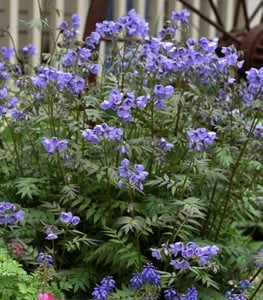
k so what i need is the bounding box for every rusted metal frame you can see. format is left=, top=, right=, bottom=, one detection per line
left=248, top=1, right=263, bottom=23
left=83, top=0, right=110, bottom=38
left=177, top=0, right=241, bottom=44
left=208, top=0, right=224, bottom=27
left=240, top=0, right=250, bottom=31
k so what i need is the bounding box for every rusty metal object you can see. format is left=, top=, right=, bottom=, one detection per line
left=240, top=23, right=263, bottom=70
left=83, top=0, right=109, bottom=39
left=83, top=0, right=109, bottom=85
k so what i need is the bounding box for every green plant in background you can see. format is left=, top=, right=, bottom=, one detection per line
left=0, top=247, right=39, bottom=299
left=0, top=3, right=262, bottom=299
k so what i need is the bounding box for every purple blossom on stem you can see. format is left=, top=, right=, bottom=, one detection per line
left=59, top=211, right=73, bottom=223
left=22, top=44, right=36, bottom=56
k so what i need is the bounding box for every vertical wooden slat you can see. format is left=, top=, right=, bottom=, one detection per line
left=113, top=0, right=127, bottom=20
left=30, top=0, right=42, bottom=66
left=187, top=0, right=200, bottom=40
left=7, top=0, right=19, bottom=61
left=218, top=0, right=235, bottom=33
left=199, top=0, right=211, bottom=37
left=133, top=0, right=146, bottom=19
left=76, top=0, right=91, bottom=39
left=149, top=0, right=165, bottom=35
left=49, top=0, right=65, bottom=52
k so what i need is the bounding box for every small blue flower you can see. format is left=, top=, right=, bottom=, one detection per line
left=60, top=211, right=73, bottom=223
left=71, top=216, right=80, bottom=225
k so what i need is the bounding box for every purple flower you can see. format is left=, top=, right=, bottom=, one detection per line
left=154, top=84, right=174, bottom=99
left=79, top=47, right=91, bottom=60
left=164, top=288, right=177, bottom=300
left=118, top=158, right=131, bottom=178
left=70, top=77, right=85, bottom=94
left=42, top=137, right=58, bottom=154
left=88, top=64, right=101, bottom=74
left=72, top=13, right=80, bottom=29
left=151, top=248, right=162, bottom=260
left=154, top=99, right=165, bottom=110
left=57, top=140, right=68, bottom=152
left=37, top=252, right=53, bottom=265
left=158, top=138, right=174, bottom=152
left=0, top=105, right=7, bottom=116
left=0, top=202, right=13, bottom=212
left=0, top=215, right=7, bottom=224
left=0, top=46, right=14, bottom=60
left=135, top=95, right=148, bottom=109
left=22, top=44, right=36, bottom=56
left=42, top=137, right=68, bottom=154
left=186, top=286, right=198, bottom=300
left=45, top=232, right=58, bottom=240
left=7, top=214, right=18, bottom=224
left=0, top=88, right=8, bottom=98
left=10, top=109, right=24, bottom=120
left=7, top=97, right=19, bottom=109
left=170, top=259, right=190, bottom=270
left=130, top=272, right=143, bottom=291
left=188, top=128, right=216, bottom=151
left=62, top=49, right=78, bottom=67
left=58, top=20, right=69, bottom=31
left=92, top=276, right=115, bottom=300
left=92, top=284, right=107, bottom=300
left=85, top=31, right=101, bottom=49
left=71, top=216, right=80, bottom=225
left=141, top=262, right=161, bottom=286
left=170, top=242, right=184, bottom=255
left=15, top=210, right=25, bottom=221
left=171, top=9, right=190, bottom=24
left=60, top=211, right=73, bottom=223
left=82, top=129, right=99, bottom=144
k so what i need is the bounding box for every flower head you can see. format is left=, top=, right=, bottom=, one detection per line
left=60, top=211, right=73, bottom=223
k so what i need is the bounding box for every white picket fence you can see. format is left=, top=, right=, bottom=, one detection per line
left=0, top=0, right=262, bottom=64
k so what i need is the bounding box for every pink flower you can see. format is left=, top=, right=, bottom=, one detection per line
left=38, top=293, right=55, bottom=300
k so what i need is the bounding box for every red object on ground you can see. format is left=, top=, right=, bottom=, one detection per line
left=37, top=293, right=55, bottom=300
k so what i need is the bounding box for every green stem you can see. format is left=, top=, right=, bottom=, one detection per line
left=249, top=278, right=263, bottom=300
left=214, top=111, right=260, bottom=241
left=4, top=117, right=24, bottom=176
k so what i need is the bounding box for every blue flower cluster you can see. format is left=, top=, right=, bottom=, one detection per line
left=151, top=241, right=219, bottom=269
left=42, top=137, right=68, bottom=154
left=37, top=252, right=53, bottom=265
left=164, top=286, right=198, bottom=300
left=0, top=46, right=14, bottom=61
left=32, top=66, right=86, bottom=95
left=154, top=84, right=174, bottom=110
left=224, top=280, right=251, bottom=300
left=62, top=47, right=100, bottom=74
left=82, top=123, right=123, bottom=144
left=118, top=158, right=149, bottom=191
left=45, top=225, right=58, bottom=240
left=60, top=211, right=80, bottom=225
left=0, top=87, right=23, bottom=120
left=140, top=28, right=242, bottom=85
left=101, top=89, right=150, bottom=122
left=22, top=44, right=36, bottom=56
left=0, top=201, right=25, bottom=225
left=92, top=276, right=116, bottom=300
left=130, top=262, right=161, bottom=290
left=187, top=128, right=216, bottom=151
left=243, top=67, right=263, bottom=103
left=58, top=13, right=81, bottom=46
left=158, top=138, right=174, bottom=153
